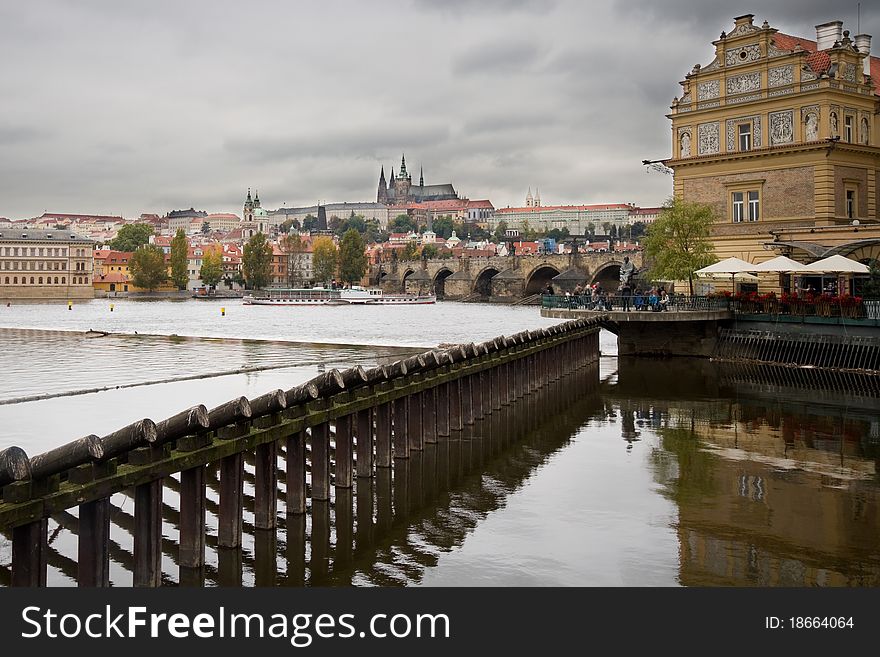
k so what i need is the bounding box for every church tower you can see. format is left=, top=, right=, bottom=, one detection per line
left=393, top=153, right=412, bottom=203
left=377, top=166, right=388, bottom=203
left=534, top=188, right=541, bottom=207
left=525, top=187, right=534, bottom=208
left=243, top=188, right=255, bottom=222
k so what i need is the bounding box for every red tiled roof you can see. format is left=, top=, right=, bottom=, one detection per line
left=496, top=204, right=633, bottom=214
left=41, top=213, right=124, bottom=221
left=775, top=32, right=879, bottom=95
left=94, top=272, right=129, bottom=283
left=467, top=200, right=494, bottom=209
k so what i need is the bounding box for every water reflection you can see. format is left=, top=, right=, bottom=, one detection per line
left=2, top=354, right=878, bottom=587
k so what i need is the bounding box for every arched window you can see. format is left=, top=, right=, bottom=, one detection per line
left=3, top=277, right=7, bottom=284
left=38, top=277, right=43, bottom=284
left=12, top=277, right=17, bottom=284
left=54, top=276, right=59, bottom=284
left=30, top=277, right=35, bottom=284
left=61, top=277, right=66, bottom=284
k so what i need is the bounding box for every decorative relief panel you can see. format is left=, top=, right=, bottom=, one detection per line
left=725, top=44, right=761, bottom=67
left=698, top=122, right=720, bottom=155
left=703, top=58, right=720, bottom=72
left=698, top=101, right=720, bottom=109
left=768, top=65, right=793, bottom=87
left=726, top=72, right=761, bottom=95
left=769, top=111, right=794, bottom=145
left=728, top=93, right=761, bottom=104
left=729, top=23, right=760, bottom=37
left=843, top=63, right=857, bottom=82
left=800, top=82, right=819, bottom=91
left=680, top=92, right=692, bottom=104
left=697, top=80, right=719, bottom=101
left=801, top=68, right=817, bottom=81
left=769, top=88, right=793, bottom=97
left=767, top=44, right=788, bottom=57
left=726, top=115, right=762, bottom=151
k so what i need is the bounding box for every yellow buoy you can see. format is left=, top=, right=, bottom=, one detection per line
left=110, top=304, right=114, bottom=312
left=221, top=307, right=226, bottom=316
left=67, top=300, right=72, bottom=311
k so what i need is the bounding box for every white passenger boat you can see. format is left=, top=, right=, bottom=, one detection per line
left=242, top=286, right=436, bottom=306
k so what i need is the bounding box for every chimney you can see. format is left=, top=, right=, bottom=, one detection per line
left=816, top=21, right=843, bottom=50
left=854, top=34, right=872, bottom=76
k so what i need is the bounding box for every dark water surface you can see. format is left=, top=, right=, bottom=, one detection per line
left=0, top=301, right=877, bottom=586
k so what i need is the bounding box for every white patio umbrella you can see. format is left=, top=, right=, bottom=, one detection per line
left=694, top=257, right=755, bottom=275
left=752, top=255, right=807, bottom=272
left=800, top=255, right=869, bottom=273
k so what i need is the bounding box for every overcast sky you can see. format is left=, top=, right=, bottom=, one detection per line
left=1, top=0, right=876, bottom=219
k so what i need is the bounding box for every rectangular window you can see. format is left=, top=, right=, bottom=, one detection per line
left=738, top=124, right=751, bottom=151
left=748, top=191, right=760, bottom=221
left=846, top=190, right=856, bottom=218
left=732, top=192, right=744, bottom=222
left=844, top=116, right=853, bottom=143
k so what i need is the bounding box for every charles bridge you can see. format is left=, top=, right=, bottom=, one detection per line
left=370, top=251, right=644, bottom=300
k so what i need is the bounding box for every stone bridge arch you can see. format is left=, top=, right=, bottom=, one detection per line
left=433, top=267, right=455, bottom=298
left=524, top=264, right=562, bottom=295
left=591, top=260, right=624, bottom=291
left=473, top=266, right=500, bottom=297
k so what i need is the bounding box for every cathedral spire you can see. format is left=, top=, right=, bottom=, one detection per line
left=400, top=153, right=408, bottom=179
left=419, top=166, right=424, bottom=187
left=254, top=189, right=260, bottom=207
left=377, top=165, right=388, bottom=204
left=246, top=187, right=252, bottom=202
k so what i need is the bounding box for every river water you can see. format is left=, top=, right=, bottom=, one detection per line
left=0, top=299, right=878, bottom=586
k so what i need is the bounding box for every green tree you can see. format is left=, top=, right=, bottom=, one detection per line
left=242, top=232, right=273, bottom=289
left=546, top=227, right=570, bottom=241
left=586, top=222, right=596, bottom=237
left=493, top=219, right=509, bottom=242
left=338, top=229, right=368, bottom=285
left=400, top=241, right=420, bottom=261
left=129, top=245, right=168, bottom=291
left=199, top=246, right=224, bottom=287
left=280, top=233, right=309, bottom=286
left=432, top=215, right=455, bottom=239
left=643, top=198, right=717, bottom=295
left=862, top=259, right=880, bottom=296
left=280, top=218, right=300, bottom=233
left=201, top=221, right=211, bottom=235
left=170, top=229, right=189, bottom=289
left=363, top=218, right=383, bottom=243
left=630, top=221, right=646, bottom=239
left=109, top=223, right=154, bottom=251
left=601, top=221, right=612, bottom=236
left=421, top=243, right=439, bottom=259
left=390, top=214, right=417, bottom=233
left=302, top=214, right=318, bottom=232
left=312, top=237, right=338, bottom=284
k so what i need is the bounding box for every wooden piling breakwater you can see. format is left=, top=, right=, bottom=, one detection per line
left=0, top=318, right=601, bottom=587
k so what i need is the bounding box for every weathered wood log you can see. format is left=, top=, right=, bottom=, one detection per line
left=206, top=397, right=252, bottom=430
left=382, top=359, right=408, bottom=379
left=363, top=365, right=389, bottom=386
left=402, top=353, right=427, bottom=374
left=309, top=369, right=346, bottom=398
left=285, top=381, right=320, bottom=408
left=0, top=446, right=32, bottom=487
left=420, top=350, right=441, bottom=371
left=249, top=389, right=287, bottom=417
left=29, top=435, right=102, bottom=480
left=339, top=365, right=369, bottom=390
left=99, top=419, right=158, bottom=461
left=155, top=405, right=210, bottom=443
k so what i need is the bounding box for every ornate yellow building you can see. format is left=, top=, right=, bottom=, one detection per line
left=666, top=14, right=880, bottom=287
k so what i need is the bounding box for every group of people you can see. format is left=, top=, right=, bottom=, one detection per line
left=547, top=282, right=671, bottom=312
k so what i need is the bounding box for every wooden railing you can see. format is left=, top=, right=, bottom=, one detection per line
left=0, top=318, right=602, bottom=587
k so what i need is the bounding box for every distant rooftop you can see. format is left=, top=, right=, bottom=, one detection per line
left=0, top=228, right=94, bottom=242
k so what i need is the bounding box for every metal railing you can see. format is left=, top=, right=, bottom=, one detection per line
left=540, top=294, right=730, bottom=312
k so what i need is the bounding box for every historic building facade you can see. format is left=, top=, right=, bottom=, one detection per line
left=666, top=14, right=880, bottom=268
left=0, top=228, right=94, bottom=300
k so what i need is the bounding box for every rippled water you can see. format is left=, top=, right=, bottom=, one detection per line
left=1, top=301, right=878, bottom=587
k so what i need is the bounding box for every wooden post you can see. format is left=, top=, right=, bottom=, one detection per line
left=133, top=479, right=162, bottom=587
left=355, top=478, right=374, bottom=553
left=491, top=364, right=502, bottom=410
left=393, top=396, right=409, bottom=459
left=462, top=375, right=475, bottom=425
left=78, top=497, right=110, bottom=587
left=12, top=519, right=47, bottom=587
left=376, top=467, right=393, bottom=533
left=285, top=513, right=306, bottom=586
left=311, top=499, right=331, bottom=584
left=178, top=465, right=206, bottom=569
left=219, top=453, right=243, bottom=547
left=335, top=415, right=353, bottom=488
left=436, top=382, right=450, bottom=437
left=286, top=430, right=306, bottom=514
left=217, top=547, right=242, bottom=586
left=311, top=422, right=331, bottom=500
left=254, top=441, right=278, bottom=529
left=375, top=402, right=392, bottom=467
left=408, top=391, right=424, bottom=451
left=474, top=370, right=486, bottom=420
left=356, top=407, right=373, bottom=478
left=393, top=457, right=410, bottom=521
left=254, top=529, right=277, bottom=587
left=450, top=378, right=463, bottom=431
left=424, top=386, right=438, bottom=443
left=335, top=487, right=353, bottom=571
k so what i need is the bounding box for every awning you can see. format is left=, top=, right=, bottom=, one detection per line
left=800, top=254, right=870, bottom=274
left=751, top=255, right=807, bottom=272
left=694, top=257, right=754, bottom=275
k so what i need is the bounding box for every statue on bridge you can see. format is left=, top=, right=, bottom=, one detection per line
left=619, top=256, right=635, bottom=286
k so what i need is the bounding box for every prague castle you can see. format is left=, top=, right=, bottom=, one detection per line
left=376, top=154, right=460, bottom=205
left=666, top=14, right=879, bottom=269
